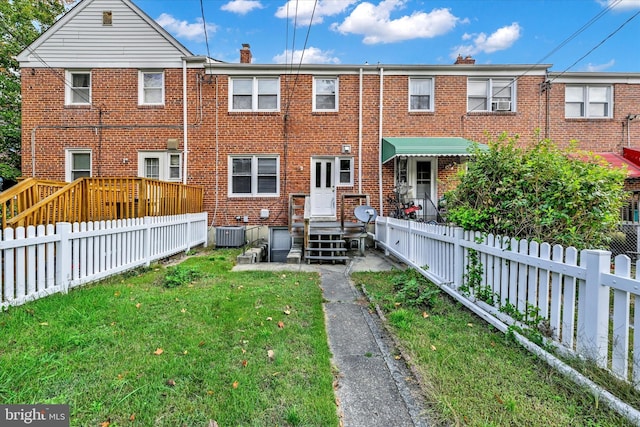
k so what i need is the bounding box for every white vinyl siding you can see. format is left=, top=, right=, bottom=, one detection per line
left=139, top=71, right=164, bottom=105
left=409, top=78, right=434, bottom=111
left=565, top=85, right=612, bottom=118
left=65, top=149, right=92, bottom=181
left=229, top=156, right=279, bottom=197
left=17, top=0, right=191, bottom=68
left=66, top=71, right=91, bottom=105
left=468, top=78, right=516, bottom=112
left=229, top=77, right=280, bottom=112
left=313, top=77, right=338, bottom=111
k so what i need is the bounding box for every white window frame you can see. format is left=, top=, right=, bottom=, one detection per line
left=228, top=155, right=280, bottom=197
left=229, top=77, right=280, bottom=112
left=313, top=77, right=338, bottom=112
left=65, top=70, right=91, bottom=105
left=137, top=151, right=182, bottom=182
left=65, top=149, right=92, bottom=182
left=408, top=77, right=434, bottom=112
left=337, top=156, right=354, bottom=186
left=565, top=85, right=613, bottom=118
left=138, top=70, right=165, bottom=106
left=467, top=77, right=516, bottom=112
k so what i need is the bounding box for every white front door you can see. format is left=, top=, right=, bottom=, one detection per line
left=310, top=158, right=336, bottom=218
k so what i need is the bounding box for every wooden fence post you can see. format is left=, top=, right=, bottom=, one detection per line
left=453, top=227, right=464, bottom=289
left=56, top=222, right=72, bottom=293
left=578, top=249, right=611, bottom=368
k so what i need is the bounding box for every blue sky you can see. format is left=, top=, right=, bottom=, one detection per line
left=129, top=0, right=640, bottom=72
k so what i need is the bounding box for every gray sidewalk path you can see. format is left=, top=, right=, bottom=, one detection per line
left=233, top=251, right=431, bottom=426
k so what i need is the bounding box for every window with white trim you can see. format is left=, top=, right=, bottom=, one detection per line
left=467, top=78, right=515, bottom=112
left=229, top=155, right=279, bottom=196
left=313, top=77, right=338, bottom=111
left=139, top=71, right=165, bottom=105
left=229, top=77, right=280, bottom=111
left=138, top=152, right=181, bottom=181
left=565, top=85, right=612, bottom=118
left=65, top=71, right=91, bottom=105
left=338, top=157, right=353, bottom=186
left=409, top=77, right=434, bottom=111
left=65, top=149, right=92, bottom=181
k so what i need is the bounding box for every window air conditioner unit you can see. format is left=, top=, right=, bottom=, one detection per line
left=495, top=101, right=511, bottom=111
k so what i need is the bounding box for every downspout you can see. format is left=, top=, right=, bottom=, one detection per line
left=31, top=127, right=37, bottom=177
left=358, top=68, right=363, bottom=194
left=182, top=59, right=188, bottom=185
left=378, top=67, right=384, bottom=215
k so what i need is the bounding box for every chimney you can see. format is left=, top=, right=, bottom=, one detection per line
left=454, top=54, right=475, bottom=65
left=240, top=44, right=252, bottom=64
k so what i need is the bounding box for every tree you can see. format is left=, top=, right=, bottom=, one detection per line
left=444, top=133, right=627, bottom=250
left=0, top=0, right=66, bottom=185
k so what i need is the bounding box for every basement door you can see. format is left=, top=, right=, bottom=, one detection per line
left=310, top=158, right=336, bottom=218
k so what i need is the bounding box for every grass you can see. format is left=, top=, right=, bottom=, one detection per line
left=0, top=249, right=339, bottom=427
left=353, top=268, right=640, bottom=427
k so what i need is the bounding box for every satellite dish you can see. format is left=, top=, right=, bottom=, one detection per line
left=354, top=205, right=378, bottom=223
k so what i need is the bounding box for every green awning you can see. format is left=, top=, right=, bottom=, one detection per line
left=382, top=137, right=487, bottom=164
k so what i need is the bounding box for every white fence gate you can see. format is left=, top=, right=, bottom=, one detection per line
left=1, top=213, right=208, bottom=309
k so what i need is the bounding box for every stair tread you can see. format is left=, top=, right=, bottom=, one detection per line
left=305, top=247, right=347, bottom=252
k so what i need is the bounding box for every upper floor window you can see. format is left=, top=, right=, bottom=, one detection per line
left=230, top=77, right=279, bottom=112
left=229, top=155, right=279, bottom=197
left=467, top=78, right=515, bottom=112
left=313, top=77, right=338, bottom=111
left=65, top=149, right=92, bottom=181
left=138, top=151, right=181, bottom=182
left=565, top=85, right=612, bottom=118
left=139, top=71, right=164, bottom=105
left=66, top=71, right=91, bottom=105
left=409, top=78, right=434, bottom=111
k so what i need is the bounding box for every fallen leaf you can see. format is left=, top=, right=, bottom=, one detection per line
left=467, top=323, right=473, bottom=327
left=394, top=302, right=401, bottom=307
left=267, top=349, right=275, bottom=360
left=277, top=321, right=285, bottom=329
left=166, top=379, right=176, bottom=387
left=394, top=355, right=401, bottom=360
left=280, top=274, right=287, bottom=279
left=430, top=345, right=437, bottom=351
left=135, top=303, right=141, bottom=309
left=284, top=310, right=291, bottom=315
left=100, top=420, right=110, bottom=427
left=129, top=413, right=136, bottom=421
left=207, top=390, right=214, bottom=395
left=242, top=360, right=248, bottom=368
left=153, top=348, right=164, bottom=355
left=266, top=317, right=273, bottom=321
left=232, top=381, right=239, bottom=389
left=494, top=393, right=504, bottom=404
left=208, top=420, right=219, bottom=427
left=198, top=341, right=206, bottom=347
left=183, top=350, right=188, bottom=355
left=114, top=291, right=121, bottom=297
left=39, top=322, right=48, bottom=326
left=241, top=348, right=246, bottom=354
left=422, top=312, right=429, bottom=318
left=181, top=308, right=187, bottom=313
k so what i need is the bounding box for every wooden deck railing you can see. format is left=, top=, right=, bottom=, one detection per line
left=0, top=178, right=67, bottom=229
left=5, top=178, right=204, bottom=228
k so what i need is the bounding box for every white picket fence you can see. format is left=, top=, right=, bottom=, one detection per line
left=1, top=213, right=208, bottom=309
left=375, top=216, right=640, bottom=386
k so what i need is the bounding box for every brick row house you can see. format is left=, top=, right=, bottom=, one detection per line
left=18, top=0, right=640, bottom=258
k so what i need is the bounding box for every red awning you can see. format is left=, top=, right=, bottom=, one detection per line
left=595, top=152, right=640, bottom=179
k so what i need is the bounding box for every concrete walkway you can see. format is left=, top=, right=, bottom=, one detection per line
left=233, top=250, right=432, bottom=426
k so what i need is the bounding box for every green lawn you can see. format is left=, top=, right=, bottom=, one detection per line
left=352, top=268, right=640, bottom=427
left=0, top=249, right=339, bottom=427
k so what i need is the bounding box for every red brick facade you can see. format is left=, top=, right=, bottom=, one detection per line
left=20, top=58, right=640, bottom=228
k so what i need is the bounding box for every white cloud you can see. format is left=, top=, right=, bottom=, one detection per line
left=450, top=22, right=521, bottom=58
left=600, top=0, right=640, bottom=11
left=331, top=0, right=461, bottom=44
left=585, top=59, right=616, bottom=71
left=273, top=47, right=341, bottom=64
left=275, top=0, right=358, bottom=26
left=221, top=0, right=264, bottom=15
left=156, top=13, right=217, bottom=41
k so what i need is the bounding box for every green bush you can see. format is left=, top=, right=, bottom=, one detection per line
left=392, top=269, right=440, bottom=309
left=161, top=265, right=203, bottom=288
left=444, top=134, right=627, bottom=249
